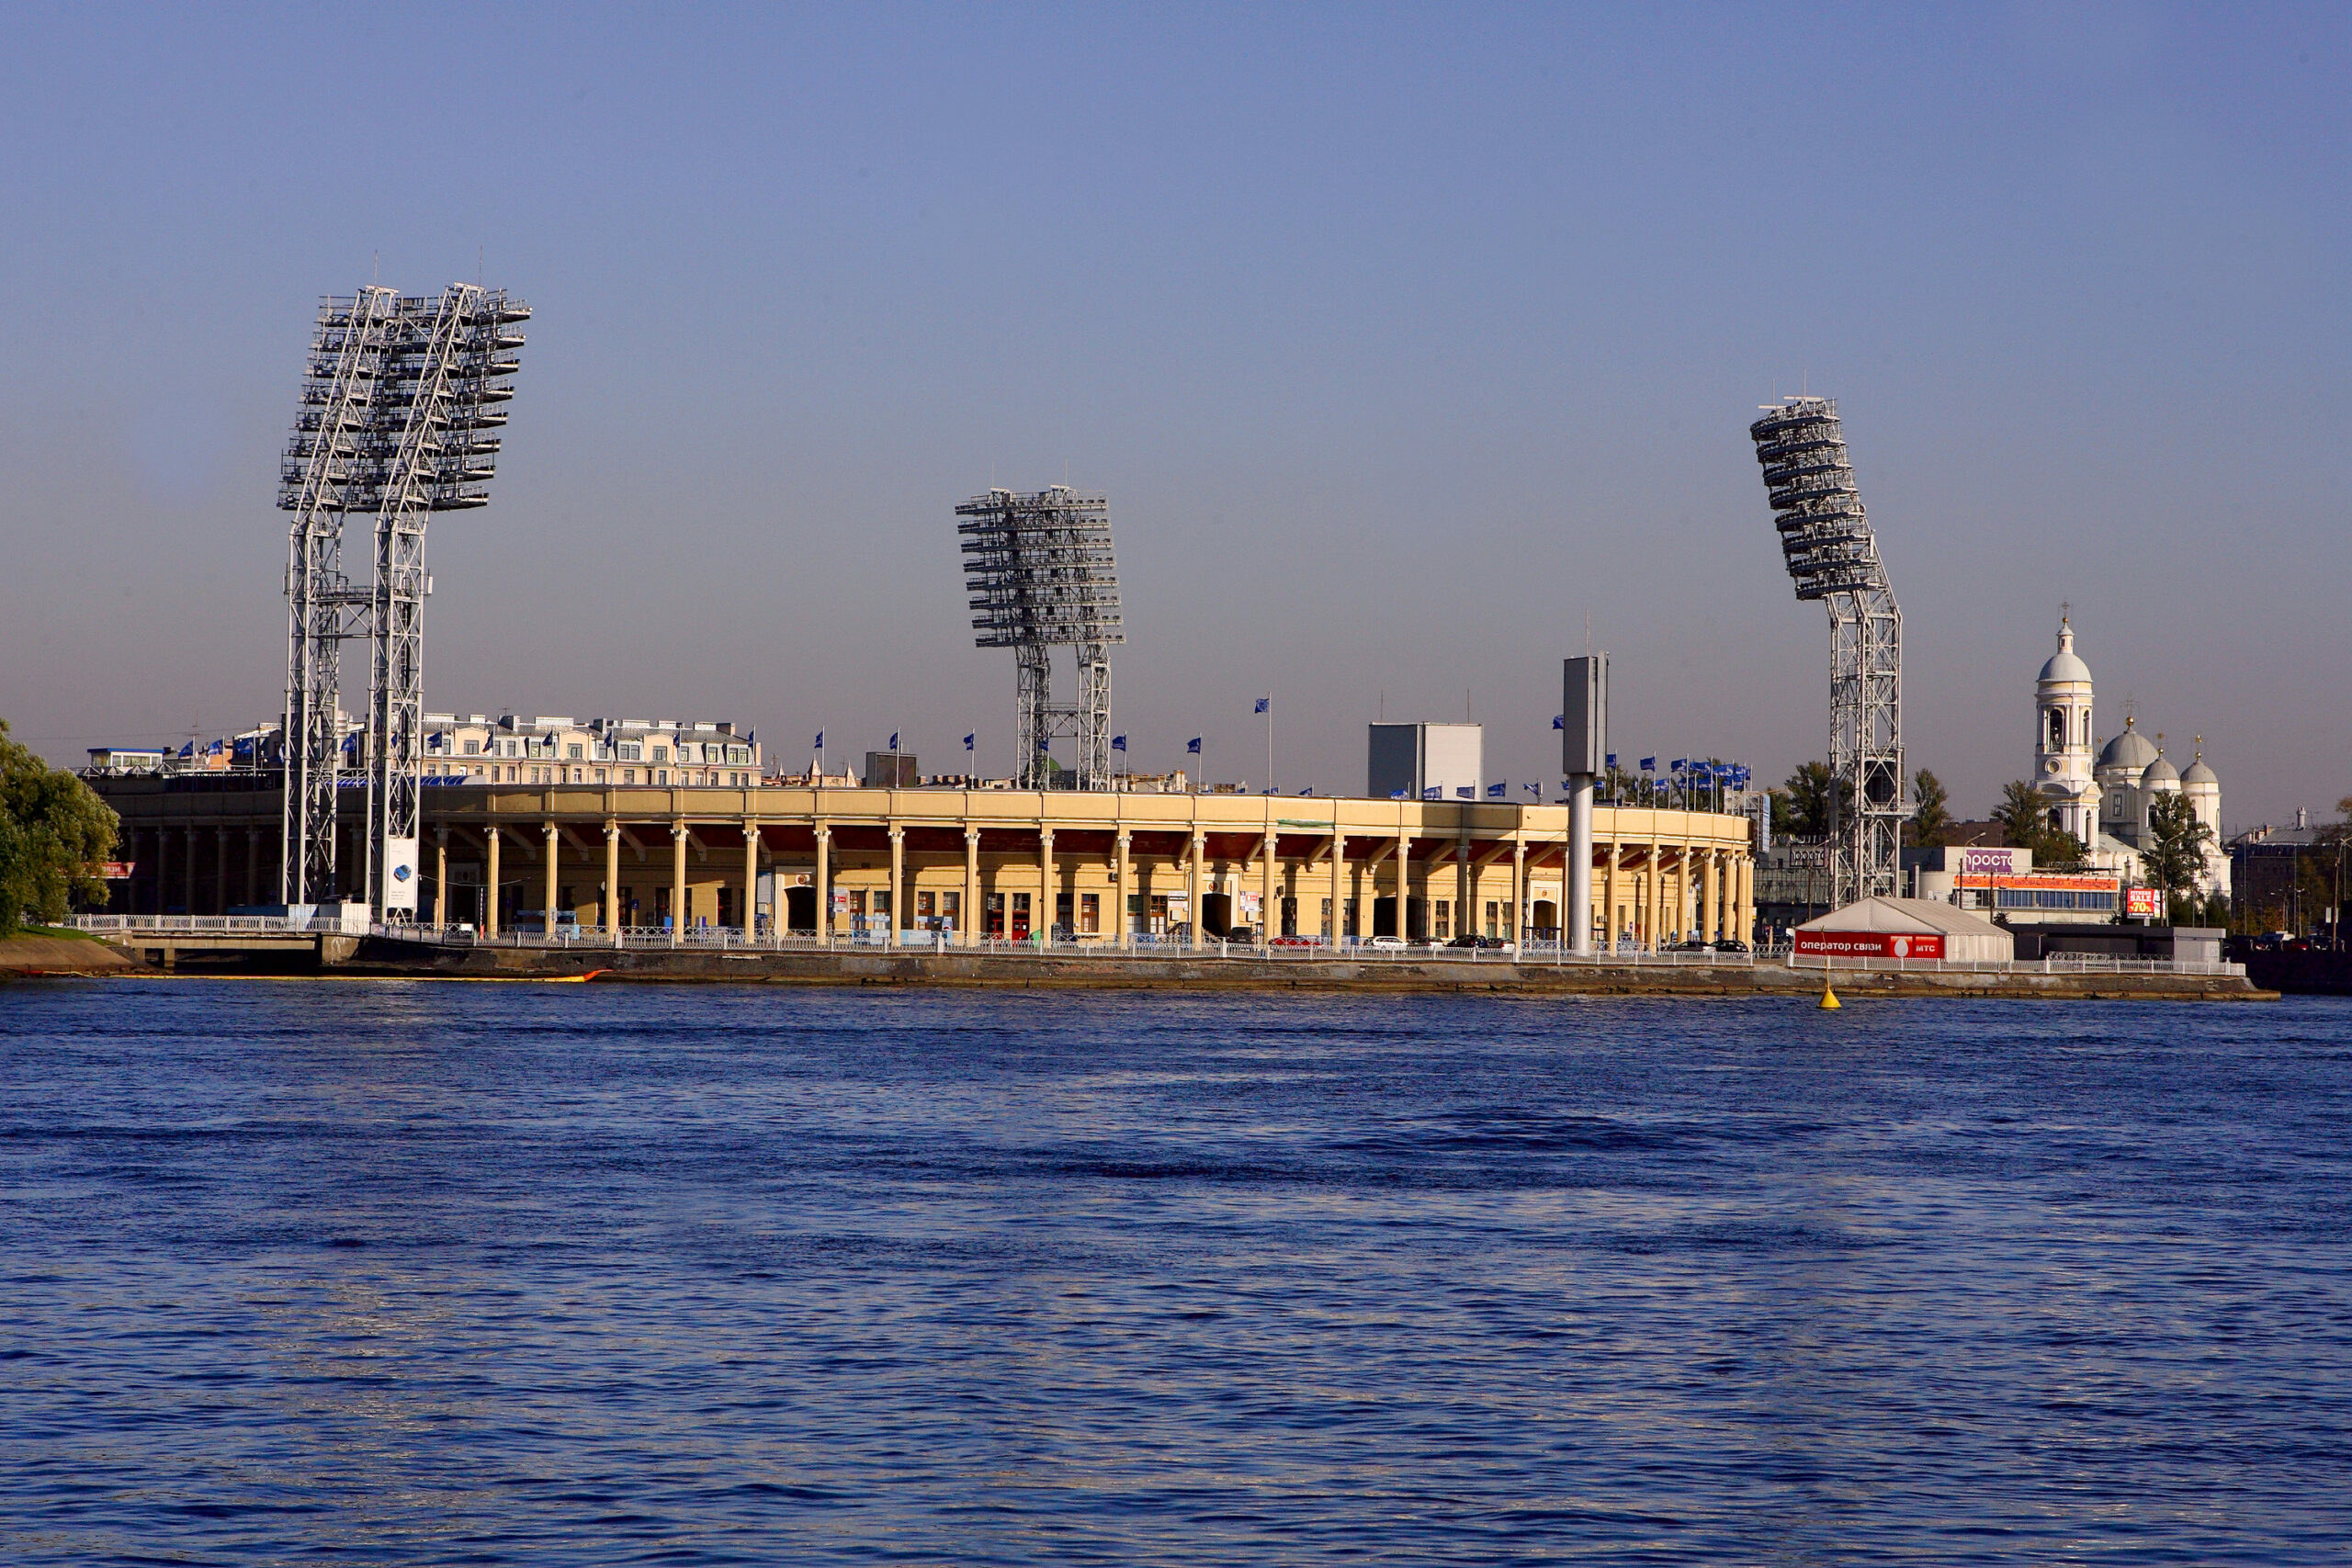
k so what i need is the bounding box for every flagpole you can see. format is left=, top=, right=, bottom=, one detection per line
left=1266, top=693, right=1274, bottom=795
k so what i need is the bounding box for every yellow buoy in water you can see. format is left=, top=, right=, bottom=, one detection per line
left=1819, top=981, right=1841, bottom=1010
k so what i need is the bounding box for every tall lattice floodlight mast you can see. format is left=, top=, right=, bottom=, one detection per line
left=279, top=284, right=527, bottom=914
left=956, top=487, right=1123, bottom=790
left=1749, top=396, right=1903, bottom=907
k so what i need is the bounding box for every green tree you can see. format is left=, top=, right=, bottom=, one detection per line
left=1776, top=761, right=1849, bottom=840
left=1992, top=780, right=2046, bottom=849
left=1908, top=769, right=1953, bottom=848
left=2142, top=790, right=2216, bottom=919
left=0, top=720, right=120, bottom=935
left=1992, top=779, right=2085, bottom=869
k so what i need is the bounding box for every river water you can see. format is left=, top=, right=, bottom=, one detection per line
left=3, top=981, right=2347, bottom=1564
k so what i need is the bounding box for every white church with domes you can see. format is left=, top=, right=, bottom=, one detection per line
left=2032, top=617, right=2229, bottom=900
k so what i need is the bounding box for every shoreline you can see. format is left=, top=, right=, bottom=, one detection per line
left=29, top=931, right=2275, bottom=999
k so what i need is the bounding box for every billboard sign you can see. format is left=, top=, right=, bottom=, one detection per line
left=381, top=835, right=419, bottom=914
left=2124, top=886, right=2164, bottom=919
left=1793, top=930, right=1946, bottom=959
left=1562, top=655, right=1609, bottom=777
left=1959, top=846, right=2027, bottom=876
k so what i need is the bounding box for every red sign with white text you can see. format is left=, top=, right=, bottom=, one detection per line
left=1793, top=930, right=1946, bottom=960
left=2124, top=886, right=2164, bottom=918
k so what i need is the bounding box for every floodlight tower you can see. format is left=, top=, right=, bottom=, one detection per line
left=1749, top=396, right=1903, bottom=907
left=281, top=288, right=399, bottom=908
left=278, top=283, right=527, bottom=914
left=956, top=486, right=1124, bottom=790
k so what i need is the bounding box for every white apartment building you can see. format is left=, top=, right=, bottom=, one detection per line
left=423, top=715, right=763, bottom=787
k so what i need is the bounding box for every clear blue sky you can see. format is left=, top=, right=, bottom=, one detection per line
left=2, top=3, right=2345, bottom=828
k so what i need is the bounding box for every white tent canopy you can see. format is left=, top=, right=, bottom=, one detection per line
left=1794, top=897, right=2014, bottom=963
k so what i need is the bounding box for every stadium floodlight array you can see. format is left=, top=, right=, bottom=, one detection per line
left=1749, top=396, right=1902, bottom=907
left=956, top=486, right=1124, bottom=791
left=279, top=284, right=527, bottom=913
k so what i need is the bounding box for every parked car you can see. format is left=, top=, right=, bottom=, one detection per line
left=1364, top=935, right=1408, bottom=951
left=1268, top=935, right=1319, bottom=948
left=1665, top=938, right=1712, bottom=953
left=1711, top=940, right=1751, bottom=954
left=1445, top=934, right=1511, bottom=951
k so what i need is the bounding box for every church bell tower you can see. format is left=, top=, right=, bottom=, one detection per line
left=2034, top=615, right=2099, bottom=848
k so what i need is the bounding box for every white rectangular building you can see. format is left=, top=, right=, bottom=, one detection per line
left=1367, top=723, right=1483, bottom=802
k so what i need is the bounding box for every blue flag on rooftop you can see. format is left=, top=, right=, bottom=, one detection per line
left=1111, top=734, right=1126, bottom=752
left=888, top=732, right=899, bottom=750
left=1423, top=786, right=1442, bottom=799
left=1640, top=756, right=1656, bottom=772
left=1524, top=783, right=1539, bottom=798
left=1487, top=781, right=1506, bottom=798
left=1186, top=737, right=1202, bottom=754
left=963, top=733, right=975, bottom=751
left=813, top=731, right=823, bottom=750
left=1606, top=752, right=1617, bottom=770
left=1672, top=758, right=1688, bottom=773
left=1390, top=789, right=1408, bottom=800
left=1254, top=696, right=1270, bottom=715
left=1456, top=785, right=1474, bottom=799
left=1552, top=714, right=1564, bottom=730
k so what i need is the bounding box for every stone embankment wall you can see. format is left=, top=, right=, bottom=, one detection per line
left=337, top=938, right=2270, bottom=1000
left=0, top=935, right=140, bottom=976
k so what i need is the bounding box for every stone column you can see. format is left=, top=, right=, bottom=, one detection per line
left=1188, top=833, right=1205, bottom=951
left=543, top=822, right=560, bottom=935
left=605, top=822, right=621, bottom=935
left=1329, top=826, right=1344, bottom=944
left=1394, top=830, right=1411, bottom=942
left=744, top=819, right=762, bottom=935
left=1260, top=829, right=1277, bottom=947
left=435, top=830, right=449, bottom=929
left=1038, top=825, right=1055, bottom=942
left=815, top=825, right=832, bottom=947
left=963, top=828, right=980, bottom=947
left=1738, top=853, right=1756, bottom=944
left=1510, top=837, right=1526, bottom=944
left=184, top=828, right=198, bottom=916
left=671, top=822, right=688, bottom=938
left=1114, top=832, right=1132, bottom=949
left=1644, top=843, right=1661, bottom=953
left=1456, top=828, right=1471, bottom=935
left=888, top=824, right=904, bottom=949
left=1694, top=850, right=1712, bottom=942
left=1601, top=843, right=1620, bottom=953
left=1676, top=848, right=1692, bottom=943
left=485, top=827, right=502, bottom=935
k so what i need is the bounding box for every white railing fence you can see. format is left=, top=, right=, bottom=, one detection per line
left=66, top=914, right=2244, bottom=976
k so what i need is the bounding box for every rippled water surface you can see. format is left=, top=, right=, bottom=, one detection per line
left=4, top=982, right=2350, bottom=1564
